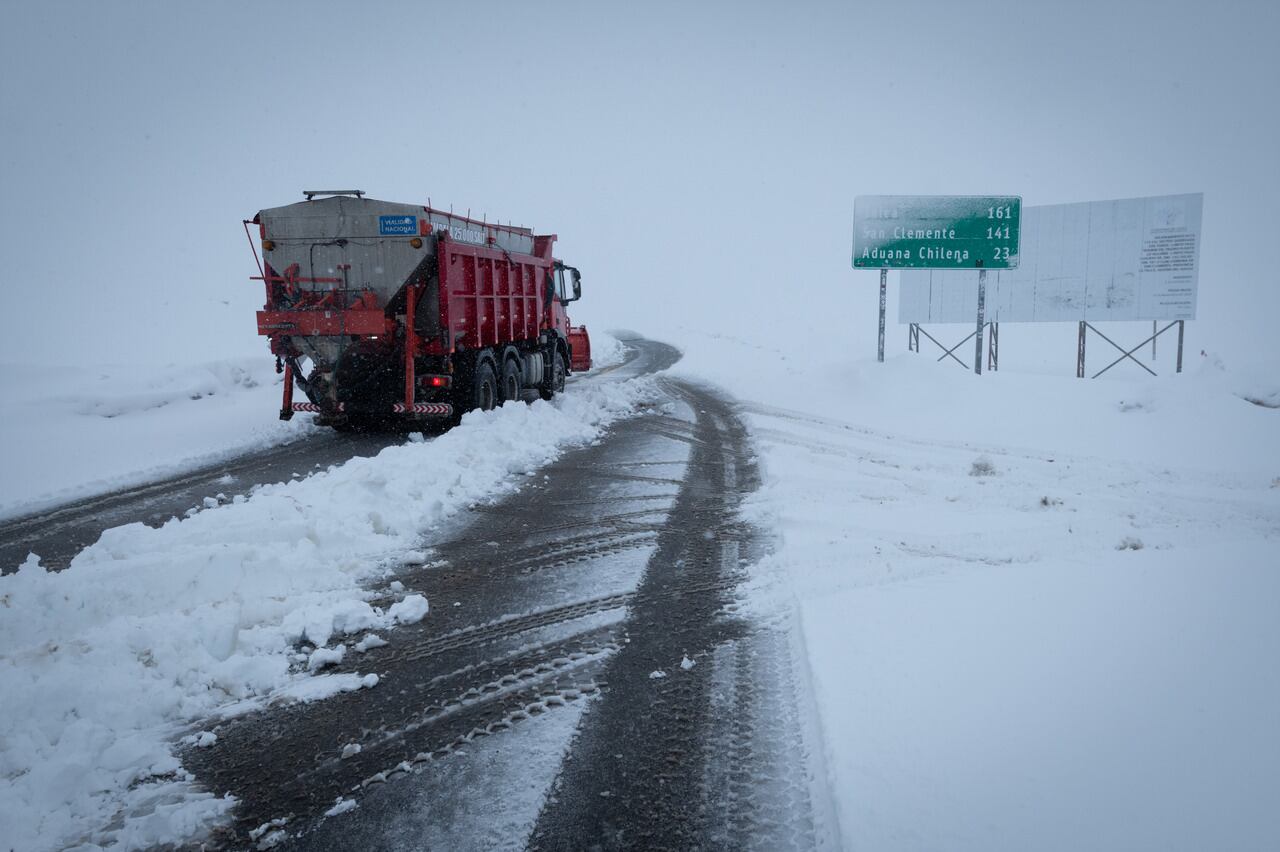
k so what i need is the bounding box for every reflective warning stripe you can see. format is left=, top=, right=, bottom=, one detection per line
left=293, top=402, right=451, bottom=415
left=392, top=402, right=453, bottom=415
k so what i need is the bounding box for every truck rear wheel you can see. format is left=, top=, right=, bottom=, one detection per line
left=472, top=361, right=498, bottom=412
left=499, top=359, right=522, bottom=405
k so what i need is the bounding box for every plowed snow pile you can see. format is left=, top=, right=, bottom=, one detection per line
left=0, top=372, right=650, bottom=851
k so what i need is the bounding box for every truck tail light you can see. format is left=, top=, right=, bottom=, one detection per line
left=420, top=374, right=451, bottom=389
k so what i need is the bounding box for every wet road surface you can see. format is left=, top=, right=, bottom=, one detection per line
left=4, top=338, right=835, bottom=850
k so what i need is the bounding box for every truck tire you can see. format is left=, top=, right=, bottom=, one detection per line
left=499, top=358, right=522, bottom=405
left=539, top=349, right=566, bottom=401
left=472, top=361, right=498, bottom=412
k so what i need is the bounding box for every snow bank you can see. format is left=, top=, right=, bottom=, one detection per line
left=0, top=377, right=651, bottom=851
left=667, top=329, right=1280, bottom=850
left=0, top=334, right=633, bottom=522
left=585, top=329, right=627, bottom=370
left=0, top=358, right=317, bottom=518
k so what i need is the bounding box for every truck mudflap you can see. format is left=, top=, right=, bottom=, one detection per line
left=568, top=326, right=592, bottom=372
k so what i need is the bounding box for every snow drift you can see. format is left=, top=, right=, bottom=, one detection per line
left=0, top=368, right=651, bottom=851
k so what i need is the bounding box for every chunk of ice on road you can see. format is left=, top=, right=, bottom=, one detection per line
left=181, top=730, right=218, bottom=748
left=388, top=593, right=429, bottom=624
left=649, top=670, right=668, bottom=679
left=680, top=655, right=696, bottom=670
left=307, top=645, right=346, bottom=671
left=340, top=743, right=362, bottom=759
left=249, top=818, right=288, bottom=841
left=255, top=829, right=287, bottom=849
left=270, top=673, right=374, bottom=704
left=353, top=633, right=387, bottom=652
left=324, top=797, right=359, bottom=817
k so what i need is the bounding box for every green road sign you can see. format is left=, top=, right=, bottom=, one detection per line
left=852, top=195, right=1022, bottom=269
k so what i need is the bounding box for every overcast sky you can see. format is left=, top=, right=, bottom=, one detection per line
left=2, top=0, right=1277, bottom=370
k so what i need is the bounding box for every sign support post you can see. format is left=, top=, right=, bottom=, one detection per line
left=1077, top=321, right=1087, bottom=378
left=974, top=267, right=987, bottom=375
left=878, top=268, right=887, bottom=362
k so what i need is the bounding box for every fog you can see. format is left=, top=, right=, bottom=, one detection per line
left=2, top=0, right=1277, bottom=371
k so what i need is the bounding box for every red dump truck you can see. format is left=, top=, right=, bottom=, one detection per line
left=245, top=191, right=591, bottom=430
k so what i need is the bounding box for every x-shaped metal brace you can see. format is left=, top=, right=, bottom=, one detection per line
left=1088, top=321, right=1181, bottom=378
left=913, top=324, right=991, bottom=370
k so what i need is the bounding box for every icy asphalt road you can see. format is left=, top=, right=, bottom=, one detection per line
left=0, top=342, right=648, bottom=575
left=162, top=337, right=834, bottom=851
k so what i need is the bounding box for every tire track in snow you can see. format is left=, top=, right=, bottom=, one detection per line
left=525, top=379, right=828, bottom=851
left=181, top=342, right=834, bottom=850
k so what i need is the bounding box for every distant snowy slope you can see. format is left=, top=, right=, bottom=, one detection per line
left=669, top=331, right=1280, bottom=852
left=674, top=330, right=1280, bottom=476
left=0, top=358, right=315, bottom=518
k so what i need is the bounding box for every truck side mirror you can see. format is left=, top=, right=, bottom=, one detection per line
left=571, top=270, right=582, bottom=302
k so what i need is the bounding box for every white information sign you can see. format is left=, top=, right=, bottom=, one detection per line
left=898, top=193, right=1202, bottom=323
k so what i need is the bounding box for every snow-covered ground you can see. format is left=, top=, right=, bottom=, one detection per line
left=0, top=359, right=317, bottom=519
left=0, top=334, right=643, bottom=851
left=670, top=331, right=1280, bottom=851
left=3, top=326, right=1276, bottom=850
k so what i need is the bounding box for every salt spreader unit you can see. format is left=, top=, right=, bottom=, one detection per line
left=245, top=191, right=591, bottom=429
